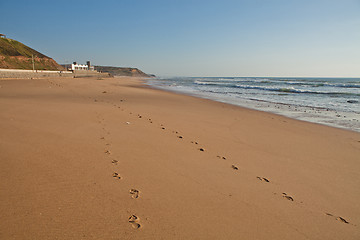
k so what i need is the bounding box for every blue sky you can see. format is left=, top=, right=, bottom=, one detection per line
left=1, top=0, right=359, bottom=77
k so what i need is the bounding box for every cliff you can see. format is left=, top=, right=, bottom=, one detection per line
left=94, top=66, right=155, bottom=78
left=0, top=38, right=63, bottom=70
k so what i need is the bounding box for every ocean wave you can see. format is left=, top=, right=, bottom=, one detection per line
left=195, top=78, right=360, bottom=89
left=194, top=80, right=235, bottom=86
left=194, top=80, right=360, bottom=96
left=284, top=81, right=360, bottom=88
left=331, top=83, right=360, bottom=88
left=233, top=85, right=360, bottom=96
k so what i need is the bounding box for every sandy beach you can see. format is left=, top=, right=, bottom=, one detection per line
left=0, top=76, right=359, bottom=239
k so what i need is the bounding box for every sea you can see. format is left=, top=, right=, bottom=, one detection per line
left=146, top=77, right=360, bottom=132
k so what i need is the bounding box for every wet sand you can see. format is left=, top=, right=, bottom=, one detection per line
left=1, top=76, right=359, bottom=239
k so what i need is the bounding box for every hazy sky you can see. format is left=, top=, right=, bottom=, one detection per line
left=1, top=0, right=359, bottom=77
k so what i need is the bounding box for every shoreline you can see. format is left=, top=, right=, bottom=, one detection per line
left=142, top=78, right=359, bottom=134
left=1, top=76, right=359, bottom=239
left=145, top=77, right=360, bottom=133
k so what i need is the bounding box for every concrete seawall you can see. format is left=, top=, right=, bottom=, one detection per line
left=0, top=69, right=112, bottom=79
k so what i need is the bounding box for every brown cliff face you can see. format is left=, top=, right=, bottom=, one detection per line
left=94, top=66, right=155, bottom=77
left=0, top=38, right=63, bottom=70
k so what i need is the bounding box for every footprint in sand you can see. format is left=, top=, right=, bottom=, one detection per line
left=129, top=189, right=140, bottom=199
left=217, top=156, right=227, bottom=160
left=325, top=213, right=350, bottom=224
left=128, top=215, right=141, bottom=229
left=336, top=216, right=350, bottom=224
left=105, top=150, right=111, bottom=155
left=282, top=192, right=294, bottom=201
left=112, top=172, right=121, bottom=180
left=199, top=148, right=205, bottom=152
left=257, top=176, right=270, bottom=182
left=111, top=159, right=118, bottom=165
left=231, top=165, right=239, bottom=170
left=177, top=136, right=183, bottom=139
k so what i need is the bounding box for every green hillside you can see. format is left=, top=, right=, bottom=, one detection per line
left=0, top=38, right=48, bottom=58
left=0, top=38, right=63, bottom=70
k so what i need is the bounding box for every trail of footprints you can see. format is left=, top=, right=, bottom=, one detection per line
left=95, top=92, right=352, bottom=229
left=58, top=82, right=354, bottom=226
left=97, top=113, right=143, bottom=230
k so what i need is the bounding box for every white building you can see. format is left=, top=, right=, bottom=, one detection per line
left=70, top=61, right=95, bottom=71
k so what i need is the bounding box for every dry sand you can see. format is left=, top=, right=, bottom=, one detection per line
left=0, top=76, right=359, bottom=239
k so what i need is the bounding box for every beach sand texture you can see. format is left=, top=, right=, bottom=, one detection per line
left=0, top=77, right=359, bottom=239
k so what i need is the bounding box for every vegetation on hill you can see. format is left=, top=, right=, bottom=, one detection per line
left=94, top=66, right=155, bottom=78
left=0, top=38, right=63, bottom=70
left=0, top=37, right=154, bottom=75
left=0, top=38, right=48, bottom=58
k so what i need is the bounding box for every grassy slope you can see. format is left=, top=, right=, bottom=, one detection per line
left=0, top=38, right=47, bottom=58
left=0, top=38, right=63, bottom=70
